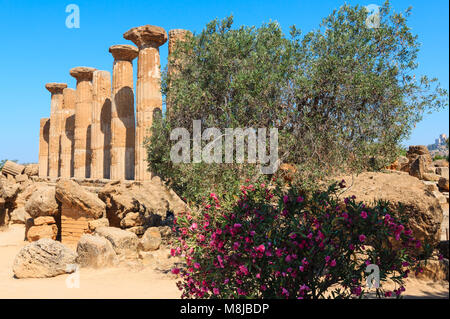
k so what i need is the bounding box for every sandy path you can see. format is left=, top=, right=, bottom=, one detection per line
left=0, top=225, right=448, bottom=299
left=0, top=225, right=181, bottom=299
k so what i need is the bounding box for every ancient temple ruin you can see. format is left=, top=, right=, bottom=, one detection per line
left=39, top=25, right=188, bottom=181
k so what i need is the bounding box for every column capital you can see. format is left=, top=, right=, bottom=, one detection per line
left=109, top=44, right=139, bottom=61
left=123, top=25, right=168, bottom=49
left=45, top=83, right=67, bottom=94
left=69, top=67, right=97, bottom=81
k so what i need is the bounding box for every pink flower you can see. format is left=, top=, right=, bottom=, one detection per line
left=349, top=244, right=355, bottom=251
left=171, top=268, right=180, bottom=275
left=217, top=255, right=224, bottom=268
left=255, top=244, right=265, bottom=253
left=194, top=262, right=200, bottom=269
left=359, top=234, right=366, bottom=243
left=283, top=195, right=289, bottom=204
left=239, top=265, right=249, bottom=275
left=360, top=211, right=368, bottom=219
left=297, top=196, right=304, bottom=203
left=213, top=288, right=220, bottom=295
left=330, top=259, right=336, bottom=267
left=281, top=287, right=289, bottom=297
left=384, top=291, right=392, bottom=297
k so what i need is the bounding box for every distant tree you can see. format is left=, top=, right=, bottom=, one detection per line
left=147, top=1, right=448, bottom=204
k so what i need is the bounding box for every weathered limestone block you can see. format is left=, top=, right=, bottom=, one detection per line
left=416, top=258, right=449, bottom=281
left=45, top=83, right=67, bottom=178
left=24, top=185, right=59, bottom=218
left=139, top=227, right=161, bottom=251
left=38, top=118, right=50, bottom=177
left=438, top=177, right=449, bottom=192
left=24, top=164, right=39, bottom=177
left=124, top=25, right=168, bottom=181
left=60, top=88, right=76, bottom=178
left=109, top=44, right=138, bottom=181
left=76, top=234, right=118, bottom=268
left=410, top=155, right=433, bottom=180
left=436, top=167, right=449, bottom=178
left=91, top=70, right=112, bottom=179
left=27, top=224, right=58, bottom=242
left=56, top=179, right=106, bottom=246
left=70, top=67, right=97, bottom=179
left=10, top=207, right=30, bottom=224
left=13, top=238, right=77, bottom=278
left=95, top=226, right=139, bottom=259
left=88, top=218, right=109, bottom=232
left=1, top=160, right=25, bottom=177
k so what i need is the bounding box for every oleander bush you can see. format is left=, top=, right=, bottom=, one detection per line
left=171, top=180, right=432, bottom=299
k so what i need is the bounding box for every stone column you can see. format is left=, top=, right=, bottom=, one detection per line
left=38, top=118, right=50, bottom=177
left=109, top=45, right=138, bottom=180
left=124, top=25, right=168, bottom=181
left=70, top=67, right=96, bottom=179
left=45, top=83, right=67, bottom=179
left=91, top=70, right=112, bottom=180
left=60, top=88, right=76, bottom=178
left=167, top=29, right=191, bottom=115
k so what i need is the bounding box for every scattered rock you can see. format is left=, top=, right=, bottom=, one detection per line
left=409, top=155, right=432, bottom=180
left=139, top=227, right=162, bottom=251
left=95, top=226, right=139, bottom=259
left=438, top=177, right=449, bottom=192
left=24, top=164, right=39, bottom=177
left=88, top=218, right=109, bottom=232
left=98, top=178, right=187, bottom=232
left=33, top=216, right=56, bottom=226
left=76, top=234, right=118, bottom=268
left=27, top=224, right=58, bottom=242
left=423, top=181, right=439, bottom=193
left=15, top=174, right=28, bottom=183
left=340, top=171, right=443, bottom=248
left=24, top=185, right=58, bottom=218
left=422, top=173, right=441, bottom=182
left=13, top=238, right=77, bottom=278
left=432, top=191, right=448, bottom=205
left=10, top=207, right=30, bottom=224
left=436, top=167, right=449, bottom=178
left=55, top=180, right=105, bottom=219
left=416, top=258, right=449, bottom=281
left=433, top=160, right=449, bottom=168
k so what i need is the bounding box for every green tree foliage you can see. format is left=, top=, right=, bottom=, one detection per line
left=147, top=2, right=447, bottom=205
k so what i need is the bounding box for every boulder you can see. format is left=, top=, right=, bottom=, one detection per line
left=139, top=227, right=162, bottom=251
left=340, top=171, right=443, bottom=248
left=98, top=177, right=187, bottom=231
left=436, top=167, right=449, bottom=178
left=10, top=207, right=30, bottom=224
left=76, top=234, right=118, bottom=268
left=24, top=185, right=59, bottom=218
left=24, top=164, right=39, bottom=177
left=409, top=155, right=432, bottom=180
left=13, top=238, right=77, bottom=278
left=88, top=218, right=109, bottom=232
left=95, top=226, right=139, bottom=259
left=422, top=173, right=441, bottom=182
left=433, top=160, right=449, bottom=168
left=55, top=180, right=105, bottom=219
left=416, top=258, right=449, bottom=281
left=438, top=177, right=449, bottom=192
left=27, top=224, right=58, bottom=242
left=33, top=216, right=56, bottom=226
left=423, top=181, right=439, bottom=193
left=15, top=174, right=28, bottom=183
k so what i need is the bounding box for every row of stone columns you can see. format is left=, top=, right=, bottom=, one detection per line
left=39, top=25, right=189, bottom=181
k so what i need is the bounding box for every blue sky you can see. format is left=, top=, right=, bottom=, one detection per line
left=0, top=0, right=448, bottom=163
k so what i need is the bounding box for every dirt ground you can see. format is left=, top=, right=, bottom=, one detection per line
left=0, top=224, right=448, bottom=299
